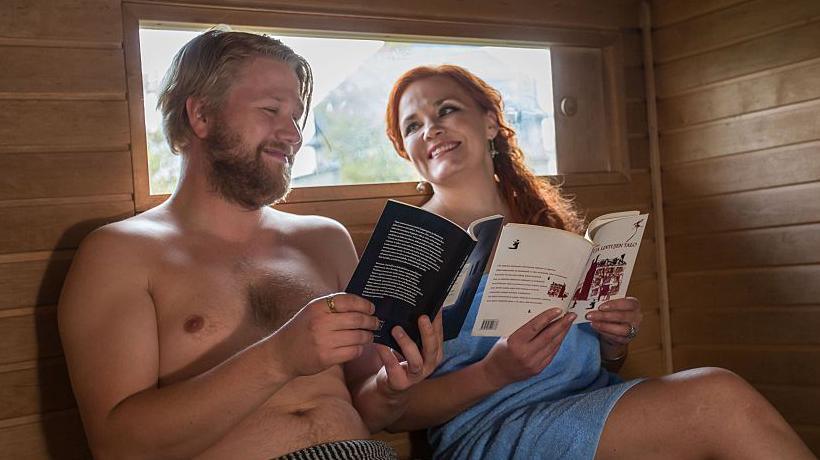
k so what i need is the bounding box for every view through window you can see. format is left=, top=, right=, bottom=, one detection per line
left=139, top=28, right=556, bottom=195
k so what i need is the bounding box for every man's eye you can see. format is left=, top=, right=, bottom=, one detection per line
left=265, top=107, right=279, bottom=114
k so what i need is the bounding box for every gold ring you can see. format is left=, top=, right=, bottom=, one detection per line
left=326, top=295, right=337, bottom=313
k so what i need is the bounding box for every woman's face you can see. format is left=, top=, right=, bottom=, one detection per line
left=397, top=76, right=498, bottom=185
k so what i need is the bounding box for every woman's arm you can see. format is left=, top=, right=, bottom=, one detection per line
left=587, top=297, right=643, bottom=373
left=387, top=308, right=575, bottom=432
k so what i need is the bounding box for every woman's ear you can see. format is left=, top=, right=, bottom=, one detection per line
left=485, top=110, right=499, bottom=140
left=186, top=97, right=209, bottom=139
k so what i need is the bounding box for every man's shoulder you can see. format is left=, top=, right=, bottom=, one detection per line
left=267, top=208, right=350, bottom=239
left=77, top=208, right=176, bottom=264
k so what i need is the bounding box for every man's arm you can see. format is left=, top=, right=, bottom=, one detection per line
left=326, top=221, right=444, bottom=432
left=59, top=225, right=375, bottom=459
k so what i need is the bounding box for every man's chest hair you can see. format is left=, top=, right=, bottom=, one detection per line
left=244, top=270, right=321, bottom=331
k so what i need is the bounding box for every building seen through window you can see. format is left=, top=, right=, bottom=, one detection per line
left=139, top=28, right=556, bottom=195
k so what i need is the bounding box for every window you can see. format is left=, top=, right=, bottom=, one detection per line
left=139, top=28, right=556, bottom=195
left=123, top=4, right=629, bottom=211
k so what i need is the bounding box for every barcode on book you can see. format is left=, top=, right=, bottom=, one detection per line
left=479, top=319, right=499, bottom=331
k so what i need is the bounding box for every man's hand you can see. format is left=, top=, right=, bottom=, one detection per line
left=270, top=293, right=381, bottom=378
left=480, top=308, right=575, bottom=389
left=374, top=310, right=444, bottom=396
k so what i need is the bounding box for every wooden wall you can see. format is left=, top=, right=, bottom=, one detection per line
left=651, top=0, right=820, bottom=454
left=0, top=0, right=663, bottom=458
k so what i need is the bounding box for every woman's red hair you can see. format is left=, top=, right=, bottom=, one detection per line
left=385, top=65, right=583, bottom=233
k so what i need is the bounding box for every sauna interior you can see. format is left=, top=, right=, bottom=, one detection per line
left=1, top=0, right=818, bottom=458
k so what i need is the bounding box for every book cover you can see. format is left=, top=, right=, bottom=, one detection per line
left=346, top=199, right=503, bottom=351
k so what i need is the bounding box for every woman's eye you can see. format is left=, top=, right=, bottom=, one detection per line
left=404, top=122, right=420, bottom=136
left=439, top=106, right=458, bottom=116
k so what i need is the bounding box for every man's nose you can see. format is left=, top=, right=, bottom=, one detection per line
left=278, top=118, right=303, bottom=146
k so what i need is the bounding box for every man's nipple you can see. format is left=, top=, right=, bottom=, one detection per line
left=183, top=315, right=205, bottom=333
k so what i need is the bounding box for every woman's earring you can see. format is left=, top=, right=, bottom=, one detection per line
left=416, top=180, right=431, bottom=194
left=488, top=139, right=498, bottom=159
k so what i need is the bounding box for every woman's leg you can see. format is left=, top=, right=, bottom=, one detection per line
left=595, top=367, right=815, bottom=460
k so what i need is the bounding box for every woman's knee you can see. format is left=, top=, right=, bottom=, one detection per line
left=672, top=367, right=774, bottom=420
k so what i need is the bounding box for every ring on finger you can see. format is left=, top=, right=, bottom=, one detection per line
left=625, top=323, right=638, bottom=340
left=326, top=295, right=337, bottom=313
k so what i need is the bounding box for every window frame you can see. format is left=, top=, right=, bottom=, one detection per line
left=123, top=2, right=631, bottom=212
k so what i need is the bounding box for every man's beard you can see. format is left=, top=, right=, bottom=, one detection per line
left=203, top=119, right=292, bottom=209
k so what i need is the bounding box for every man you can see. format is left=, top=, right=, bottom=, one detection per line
left=58, top=30, right=442, bottom=459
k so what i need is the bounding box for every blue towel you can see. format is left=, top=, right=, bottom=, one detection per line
left=429, top=276, right=644, bottom=459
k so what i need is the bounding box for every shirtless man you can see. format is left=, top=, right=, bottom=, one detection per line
left=58, top=30, right=442, bottom=459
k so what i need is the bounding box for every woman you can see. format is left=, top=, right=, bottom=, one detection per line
left=382, top=65, right=814, bottom=459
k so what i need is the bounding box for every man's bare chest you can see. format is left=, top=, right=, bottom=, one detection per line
left=149, top=245, right=337, bottom=383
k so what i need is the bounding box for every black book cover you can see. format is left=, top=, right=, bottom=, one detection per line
left=345, top=199, right=502, bottom=352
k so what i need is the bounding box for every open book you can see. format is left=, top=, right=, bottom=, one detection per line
left=472, top=211, right=648, bottom=337
left=346, top=200, right=504, bottom=351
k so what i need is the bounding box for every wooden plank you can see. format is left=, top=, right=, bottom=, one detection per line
left=672, top=346, right=820, bottom=385
left=659, top=58, right=820, bottom=130
left=277, top=195, right=426, bottom=227
left=656, top=21, right=820, bottom=97
left=654, top=0, right=820, bottom=63
left=563, top=171, right=652, bottom=208
left=628, top=136, right=649, bottom=170
left=671, top=307, right=820, bottom=346
left=668, top=223, right=820, bottom=272
left=628, top=278, right=659, bottom=310
left=552, top=46, right=610, bottom=174
left=626, top=100, right=647, bottom=136
left=623, top=66, right=645, bottom=100
left=622, top=29, right=643, bottom=67
left=0, top=201, right=133, bottom=254
left=651, top=0, right=749, bottom=28
left=153, top=0, right=642, bottom=30
left=0, top=100, right=130, bottom=149
left=0, top=46, right=124, bottom=97
left=669, top=266, right=820, bottom=309
left=0, top=255, right=72, bottom=310
left=0, top=307, right=61, bottom=364
left=660, top=99, right=820, bottom=165
left=0, top=409, right=90, bottom=460
left=633, top=239, right=657, bottom=280
left=0, top=0, right=121, bottom=43
left=629, top=309, right=661, bottom=351
left=756, top=384, right=820, bottom=426
left=0, top=151, right=133, bottom=200
left=373, top=430, right=412, bottom=460
left=0, top=359, right=75, bottom=420
left=665, top=182, right=820, bottom=236
left=620, top=346, right=665, bottom=379
left=662, top=141, right=820, bottom=201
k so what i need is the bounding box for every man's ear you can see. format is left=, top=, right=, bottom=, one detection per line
left=186, top=97, right=209, bottom=139
left=485, top=110, right=499, bottom=140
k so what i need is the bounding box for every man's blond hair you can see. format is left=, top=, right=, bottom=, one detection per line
left=158, top=29, right=313, bottom=154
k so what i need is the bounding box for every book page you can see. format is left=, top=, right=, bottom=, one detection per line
left=569, top=213, right=648, bottom=323
left=472, top=224, right=591, bottom=337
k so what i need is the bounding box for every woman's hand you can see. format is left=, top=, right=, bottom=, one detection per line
left=373, top=310, right=444, bottom=396
left=480, top=308, right=575, bottom=389
left=586, top=297, right=642, bottom=347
